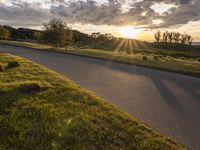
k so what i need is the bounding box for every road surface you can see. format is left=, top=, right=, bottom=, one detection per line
left=0, top=45, right=200, bottom=149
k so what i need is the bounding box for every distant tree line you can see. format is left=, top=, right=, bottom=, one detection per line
left=0, top=19, right=114, bottom=48
left=0, top=19, right=198, bottom=52
left=154, top=31, right=193, bottom=45
left=0, top=19, right=73, bottom=48
left=0, top=25, right=41, bottom=41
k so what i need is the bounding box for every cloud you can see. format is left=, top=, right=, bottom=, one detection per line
left=0, top=1, right=51, bottom=26
left=0, top=0, right=199, bottom=29
left=50, top=0, right=154, bottom=26
left=149, top=0, right=200, bottom=28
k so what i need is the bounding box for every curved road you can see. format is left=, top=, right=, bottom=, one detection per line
left=0, top=45, right=200, bottom=149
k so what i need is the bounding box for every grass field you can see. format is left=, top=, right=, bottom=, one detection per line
left=0, top=53, right=185, bottom=149
left=0, top=40, right=200, bottom=77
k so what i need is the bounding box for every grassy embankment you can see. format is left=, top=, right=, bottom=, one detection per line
left=0, top=53, right=185, bottom=149
left=0, top=40, right=200, bottom=77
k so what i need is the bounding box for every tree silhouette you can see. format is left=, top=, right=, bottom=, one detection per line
left=173, top=32, right=181, bottom=43
left=162, top=31, right=168, bottom=42
left=154, top=31, right=193, bottom=45
left=154, top=31, right=161, bottom=42
left=180, top=33, right=187, bottom=44
left=168, top=32, right=173, bottom=43
left=186, top=35, right=193, bottom=45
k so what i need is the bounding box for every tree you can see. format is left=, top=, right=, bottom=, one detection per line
left=43, top=18, right=73, bottom=47
left=34, top=32, right=42, bottom=41
left=91, top=32, right=101, bottom=48
left=91, top=32, right=101, bottom=39
left=186, top=34, right=193, bottom=45
left=173, top=32, right=181, bottom=43
left=180, top=33, right=187, bottom=44
left=154, top=31, right=161, bottom=42
left=0, top=26, right=10, bottom=40
left=162, top=31, right=168, bottom=42
left=104, top=33, right=114, bottom=40
left=168, top=32, right=173, bottom=43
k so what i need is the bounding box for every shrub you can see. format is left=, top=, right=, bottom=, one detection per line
left=19, top=81, right=42, bottom=93
left=153, top=55, right=159, bottom=60
left=142, top=56, right=148, bottom=61
left=7, top=61, right=20, bottom=68
left=0, top=63, right=4, bottom=72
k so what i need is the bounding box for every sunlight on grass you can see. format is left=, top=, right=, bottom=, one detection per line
left=0, top=53, right=185, bottom=149
left=0, top=40, right=200, bottom=77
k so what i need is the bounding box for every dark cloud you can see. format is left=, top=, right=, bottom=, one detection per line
left=0, top=0, right=199, bottom=28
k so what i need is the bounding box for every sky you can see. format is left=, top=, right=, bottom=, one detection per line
left=0, top=0, right=200, bottom=41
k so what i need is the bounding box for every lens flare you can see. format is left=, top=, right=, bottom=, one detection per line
left=118, top=26, right=138, bottom=39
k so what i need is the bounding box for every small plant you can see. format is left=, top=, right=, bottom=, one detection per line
left=142, top=56, right=148, bottom=61
left=153, top=56, right=159, bottom=60
left=0, top=63, right=4, bottom=72
left=7, top=61, right=20, bottom=68
left=197, top=58, right=200, bottom=62
left=19, top=81, right=42, bottom=93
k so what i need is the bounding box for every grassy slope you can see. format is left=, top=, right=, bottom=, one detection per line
left=0, top=53, right=185, bottom=150
left=0, top=40, right=200, bottom=77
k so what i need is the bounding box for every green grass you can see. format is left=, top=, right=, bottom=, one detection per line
left=0, top=40, right=200, bottom=77
left=0, top=62, right=4, bottom=72
left=0, top=53, right=185, bottom=149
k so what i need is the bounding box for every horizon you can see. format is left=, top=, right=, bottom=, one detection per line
left=0, top=0, right=200, bottom=42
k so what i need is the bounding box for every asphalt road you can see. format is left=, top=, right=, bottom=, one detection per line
left=0, top=45, right=200, bottom=149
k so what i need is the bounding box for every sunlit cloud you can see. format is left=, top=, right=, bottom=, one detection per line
left=0, top=0, right=199, bottom=41
left=150, top=2, right=177, bottom=15
left=152, top=19, right=164, bottom=25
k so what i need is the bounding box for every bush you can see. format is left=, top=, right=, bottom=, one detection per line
left=197, top=58, right=200, bottom=62
left=153, top=55, right=159, bottom=60
left=7, top=61, right=20, bottom=68
left=142, top=56, right=148, bottom=61
left=0, top=63, right=4, bottom=72
left=19, top=81, right=42, bottom=93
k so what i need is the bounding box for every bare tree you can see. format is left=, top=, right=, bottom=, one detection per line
left=154, top=31, right=161, bottom=42
left=154, top=31, right=193, bottom=45
left=173, top=32, right=181, bottom=43
left=186, top=35, right=193, bottom=45
left=168, top=32, right=173, bottom=43
left=180, top=33, right=187, bottom=44
left=162, top=31, right=168, bottom=42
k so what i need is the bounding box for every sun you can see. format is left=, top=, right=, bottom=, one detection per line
left=118, top=26, right=138, bottom=39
